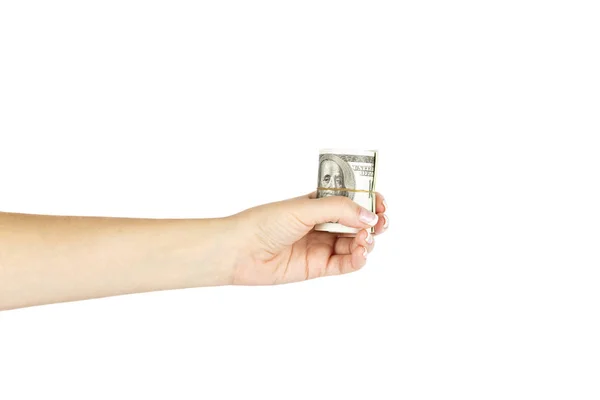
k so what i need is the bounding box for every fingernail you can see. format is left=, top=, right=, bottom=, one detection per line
left=365, top=230, right=373, bottom=244
left=362, top=246, right=368, bottom=258
left=382, top=199, right=388, bottom=212
left=383, top=214, right=389, bottom=229
left=359, top=208, right=378, bottom=226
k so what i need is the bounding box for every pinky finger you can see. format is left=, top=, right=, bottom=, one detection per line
left=326, top=245, right=368, bottom=276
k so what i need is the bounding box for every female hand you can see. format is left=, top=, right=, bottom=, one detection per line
left=0, top=192, right=389, bottom=309
left=227, top=192, right=389, bottom=285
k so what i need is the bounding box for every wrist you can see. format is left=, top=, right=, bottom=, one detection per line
left=125, top=216, right=240, bottom=293
left=166, top=217, right=239, bottom=288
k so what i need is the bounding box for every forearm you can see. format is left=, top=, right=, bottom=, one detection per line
left=0, top=212, right=236, bottom=310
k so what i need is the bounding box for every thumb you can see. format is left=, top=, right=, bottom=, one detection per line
left=290, top=195, right=379, bottom=229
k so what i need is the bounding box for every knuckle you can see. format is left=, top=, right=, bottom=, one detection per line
left=326, top=194, right=351, bottom=210
left=332, top=195, right=348, bottom=207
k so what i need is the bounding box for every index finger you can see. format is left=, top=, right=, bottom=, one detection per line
left=375, top=192, right=387, bottom=214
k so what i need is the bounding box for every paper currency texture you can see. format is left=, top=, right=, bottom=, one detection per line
left=314, top=149, right=378, bottom=234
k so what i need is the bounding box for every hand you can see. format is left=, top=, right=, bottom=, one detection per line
left=227, top=192, right=389, bottom=285
left=0, top=193, right=389, bottom=309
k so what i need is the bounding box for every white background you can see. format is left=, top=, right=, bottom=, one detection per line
left=1, top=1, right=599, bottom=399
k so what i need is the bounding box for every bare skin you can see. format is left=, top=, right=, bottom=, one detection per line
left=0, top=192, right=389, bottom=310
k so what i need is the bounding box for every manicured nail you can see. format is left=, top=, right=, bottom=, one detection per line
left=365, top=230, right=373, bottom=244
left=359, top=208, right=378, bottom=226
left=383, top=214, right=389, bottom=229
left=382, top=199, right=388, bottom=213
left=362, top=246, right=368, bottom=258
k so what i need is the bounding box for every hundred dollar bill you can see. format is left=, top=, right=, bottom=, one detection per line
left=314, top=149, right=378, bottom=234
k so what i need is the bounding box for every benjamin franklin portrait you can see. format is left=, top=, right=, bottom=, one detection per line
left=317, top=154, right=356, bottom=200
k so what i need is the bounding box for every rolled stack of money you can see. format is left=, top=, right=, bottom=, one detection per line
left=314, top=148, right=378, bottom=234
